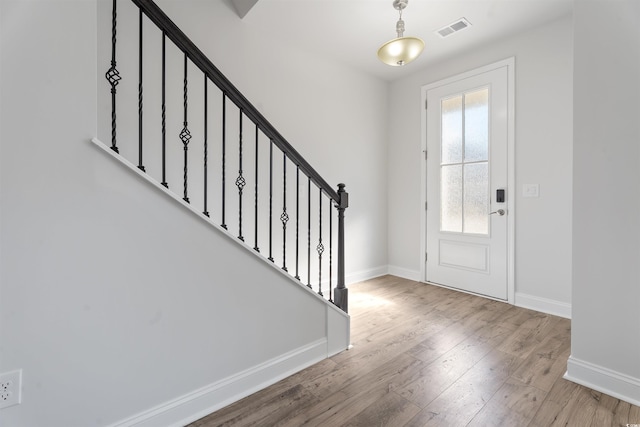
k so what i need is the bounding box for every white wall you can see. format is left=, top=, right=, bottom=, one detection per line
left=0, top=0, right=384, bottom=426
left=387, top=15, right=574, bottom=316
left=566, top=0, right=640, bottom=406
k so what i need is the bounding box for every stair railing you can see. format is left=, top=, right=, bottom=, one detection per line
left=104, top=0, right=348, bottom=312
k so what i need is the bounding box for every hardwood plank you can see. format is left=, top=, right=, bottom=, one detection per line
left=337, top=353, right=425, bottom=397
left=348, top=305, right=450, bottom=350
left=612, top=399, right=640, bottom=427
left=190, top=384, right=316, bottom=426
left=405, top=330, right=468, bottom=365
left=528, top=376, right=608, bottom=427
left=455, top=298, right=514, bottom=331
left=511, top=324, right=571, bottom=392
left=305, top=352, right=424, bottom=401
left=551, top=386, right=602, bottom=426
left=329, top=311, right=456, bottom=378
left=497, top=311, right=558, bottom=359
left=342, top=392, right=421, bottom=427
left=298, top=384, right=391, bottom=427
left=466, top=377, right=546, bottom=427
left=404, top=349, right=522, bottom=427
left=394, top=333, right=501, bottom=407
left=528, top=377, right=582, bottom=427
left=590, top=392, right=623, bottom=427
left=278, top=391, right=349, bottom=427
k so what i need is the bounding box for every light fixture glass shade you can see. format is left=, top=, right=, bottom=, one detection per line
left=377, top=36, right=425, bottom=66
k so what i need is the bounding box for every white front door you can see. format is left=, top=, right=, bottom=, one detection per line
left=424, top=62, right=512, bottom=300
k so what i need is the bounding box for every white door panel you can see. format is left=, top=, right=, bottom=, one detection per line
left=425, top=65, right=509, bottom=300
left=439, top=240, right=489, bottom=272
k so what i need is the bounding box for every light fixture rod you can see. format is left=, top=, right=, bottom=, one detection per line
left=394, top=0, right=407, bottom=37
left=396, top=19, right=405, bottom=37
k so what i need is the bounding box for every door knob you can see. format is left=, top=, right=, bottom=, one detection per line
left=489, top=209, right=505, bottom=216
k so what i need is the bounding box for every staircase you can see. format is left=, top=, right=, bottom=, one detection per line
left=94, top=0, right=350, bottom=424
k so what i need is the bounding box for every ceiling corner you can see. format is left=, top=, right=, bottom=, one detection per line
left=231, top=0, right=260, bottom=19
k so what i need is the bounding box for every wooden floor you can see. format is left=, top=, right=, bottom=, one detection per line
left=189, top=275, right=640, bottom=427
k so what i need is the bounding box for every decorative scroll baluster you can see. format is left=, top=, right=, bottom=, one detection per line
left=160, top=32, right=167, bottom=188
left=105, top=0, right=121, bottom=154
left=268, top=141, right=274, bottom=262
left=236, top=110, right=246, bottom=241
left=307, top=177, right=312, bottom=289
left=137, top=8, right=145, bottom=172
left=334, top=183, right=349, bottom=312
left=253, top=124, right=259, bottom=252
left=295, top=166, right=300, bottom=280
left=203, top=75, right=209, bottom=217
left=317, top=190, right=324, bottom=296
left=179, top=53, right=191, bottom=203
left=221, top=94, right=227, bottom=229
left=281, top=153, right=289, bottom=271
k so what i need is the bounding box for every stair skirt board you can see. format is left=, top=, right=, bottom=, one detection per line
left=109, top=339, right=329, bottom=427
left=327, top=304, right=351, bottom=357
left=90, top=138, right=349, bottom=309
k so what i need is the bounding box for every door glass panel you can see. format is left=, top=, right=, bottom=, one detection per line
left=463, top=163, right=489, bottom=234
left=441, top=165, right=462, bottom=232
left=441, top=96, right=462, bottom=164
left=464, top=88, right=489, bottom=162
left=439, top=87, right=490, bottom=235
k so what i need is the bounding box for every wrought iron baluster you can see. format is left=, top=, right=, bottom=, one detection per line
left=160, top=32, right=167, bottom=188
left=236, top=110, right=245, bottom=241
left=281, top=153, right=289, bottom=271
left=221, top=94, right=227, bottom=229
left=137, top=8, right=145, bottom=172
left=105, top=0, right=121, bottom=154
left=253, top=124, right=259, bottom=252
left=295, top=166, right=300, bottom=280
left=307, top=177, right=312, bottom=289
left=268, top=140, right=274, bottom=262
left=317, top=190, right=324, bottom=296
left=203, top=75, right=209, bottom=217
left=180, top=53, right=191, bottom=203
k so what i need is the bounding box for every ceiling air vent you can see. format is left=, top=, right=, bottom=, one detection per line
left=436, top=18, right=472, bottom=38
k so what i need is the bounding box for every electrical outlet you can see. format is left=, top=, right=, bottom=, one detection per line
left=0, top=370, right=22, bottom=409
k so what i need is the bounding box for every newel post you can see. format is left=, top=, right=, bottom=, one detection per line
left=334, top=183, right=349, bottom=313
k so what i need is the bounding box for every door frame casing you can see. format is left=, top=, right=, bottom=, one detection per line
left=420, top=57, right=516, bottom=304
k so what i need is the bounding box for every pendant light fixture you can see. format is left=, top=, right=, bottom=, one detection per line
left=377, top=0, right=424, bottom=66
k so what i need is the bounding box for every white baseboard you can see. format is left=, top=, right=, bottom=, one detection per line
left=109, top=339, right=328, bottom=427
left=387, top=265, right=421, bottom=281
left=515, top=292, right=571, bottom=319
left=345, top=266, right=388, bottom=285
left=565, top=356, right=640, bottom=407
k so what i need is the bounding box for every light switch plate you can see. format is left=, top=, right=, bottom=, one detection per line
left=523, top=184, right=539, bottom=198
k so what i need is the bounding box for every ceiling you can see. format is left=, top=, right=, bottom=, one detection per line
left=230, top=0, right=573, bottom=81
